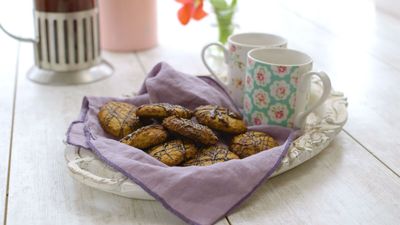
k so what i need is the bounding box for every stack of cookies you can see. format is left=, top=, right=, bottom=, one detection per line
left=98, top=102, right=279, bottom=167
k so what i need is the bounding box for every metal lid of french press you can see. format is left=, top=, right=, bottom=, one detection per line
left=34, top=0, right=96, bottom=12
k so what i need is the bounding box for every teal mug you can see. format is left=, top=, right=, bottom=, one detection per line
left=243, top=48, right=331, bottom=128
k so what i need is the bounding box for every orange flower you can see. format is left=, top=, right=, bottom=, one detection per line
left=176, top=0, right=208, bottom=25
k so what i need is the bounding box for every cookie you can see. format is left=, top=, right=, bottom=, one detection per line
left=148, top=139, right=198, bottom=166
left=194, top=105, right=247, bottom=134
left=98, top=101, right=141, bottom=138
left=183, top=144, right=239, bottom=166
left=136, top=103, right=192, bottom=119
left=120, top=124, right=168, bottom=149
left=230, top=131, right=279, bottom=158
left=162, top=116, right=218, bottom=145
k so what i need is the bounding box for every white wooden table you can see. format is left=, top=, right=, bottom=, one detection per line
left=1, top=0, right=400, bottom=224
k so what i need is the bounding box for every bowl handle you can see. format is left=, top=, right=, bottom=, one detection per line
left=67, top=157, right=124, bottom=186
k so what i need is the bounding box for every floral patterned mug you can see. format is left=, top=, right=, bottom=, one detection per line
left=201, top=33, right=287, bottom=107
left=243, top=48, right=332, bottom=128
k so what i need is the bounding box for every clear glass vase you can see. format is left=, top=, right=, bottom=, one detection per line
left=213, top=6, right=235, bottom=44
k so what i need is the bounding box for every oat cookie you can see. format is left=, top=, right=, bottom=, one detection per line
left=120, top=125, right=168, bottom=149
left=183, top=144, right=239, bottom=166
left=162, top=116, right=218, bottom=145
left=194, top=105, right=247, bottom=134
left=98, top=101, right=141, bottom=138
left=136, top=103, right=192, bottom=119
left=230, top=131, right=279, bottom=158
left=148, top=139, right=198, bottom=166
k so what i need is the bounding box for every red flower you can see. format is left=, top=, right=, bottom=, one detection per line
left=275, top=111, right=284, bottom=119
left=277, top=66, right=287, bottom=73
left=256, top=71, right=265, bottom=82
left=253, top=117, right=262, bottom=125
left=177, top=0, right=208, bottom=25
left=277, top=87, right=286, bottom=95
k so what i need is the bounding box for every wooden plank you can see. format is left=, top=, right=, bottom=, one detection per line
left=227, top=133, right=400, bottom=225
left=374, top=0, right=400, bottom=19
left=0, top=0, right=26, bottom=222
left=4, top=44, right=229, bottom=225
left=279, top=0, right=400, bottom=72
left=260, top=0, right=400, bottom=175
left=4, top=1, right=398, bottom=225
left=0, top=32, right=19, bottom=223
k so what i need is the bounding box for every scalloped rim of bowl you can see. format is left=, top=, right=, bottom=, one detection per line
left=64, top=80, right=348, bottom=200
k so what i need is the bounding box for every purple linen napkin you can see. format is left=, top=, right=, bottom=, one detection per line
left=66, top=62, right=296, bottom=225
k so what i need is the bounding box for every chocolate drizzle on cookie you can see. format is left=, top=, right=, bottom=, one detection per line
left=149, top=139, right=197, bottom=166
left=194, top=105, right=247, bottom=134
left=97, top=101, right=276, bottom=167
left=207, top=105, right=242, bottom=120
left=162, top=116, right=218, bottom=145
left=136, top=103, right=192, bottom=119
left=183, top=145, right=239, bottom=166
left=120, top=124, right=168, bottom=149
left=230, top=131, right=279, bottom=158
left=98, top=102, right=141, bottom=138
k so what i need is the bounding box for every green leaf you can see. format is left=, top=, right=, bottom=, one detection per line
left=210, top=0, right=228, bottom=9
left=230, top=0, right=237, bottom=9
left=210, top=0, right=238, bottom=44
left=210, top=0, right=238, bottom=10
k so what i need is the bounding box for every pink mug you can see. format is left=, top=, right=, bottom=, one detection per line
left=98, top=0, right=158, bottom=51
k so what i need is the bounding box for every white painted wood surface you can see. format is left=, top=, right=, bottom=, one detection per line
left=276, top=0, right=400, bottom=175
left=4, top=44, right=229, bottom=225
left=0, top=32, right=19, bottom=223
left=2, top=0, right=400, bottom=224
left=228, top=133, right=400, bottom=225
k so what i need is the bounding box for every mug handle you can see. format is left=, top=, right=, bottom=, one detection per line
left=201, top=42, right=229, bottom=90
left=294, top=71, right=332, bottom=128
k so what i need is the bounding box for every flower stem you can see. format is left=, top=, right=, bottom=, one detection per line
left=211, top=0, right=237, bottom=44
left=215, top=8, right=235, bottom=44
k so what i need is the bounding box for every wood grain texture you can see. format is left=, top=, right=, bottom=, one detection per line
left=374, top=0, right=400, bottom=19
left=227, top=133, right=400, bottom=225
left=3, top=0, right=400, bottom=224
left=280, top=0, right=400, bottom=75
left=4, top=44, right=229, bottom=225
left=268, top=0, right=400, bottom=175
left=0, top=32, right=19, bottom=223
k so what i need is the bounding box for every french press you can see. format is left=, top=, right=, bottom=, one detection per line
left=0, top=0, right=113, bottom=85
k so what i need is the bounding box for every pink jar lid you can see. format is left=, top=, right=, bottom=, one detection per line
left=35, top=0, right=96, bottom=12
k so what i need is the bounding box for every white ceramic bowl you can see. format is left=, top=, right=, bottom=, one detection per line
left=64, top=79, right=348, bottom=200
